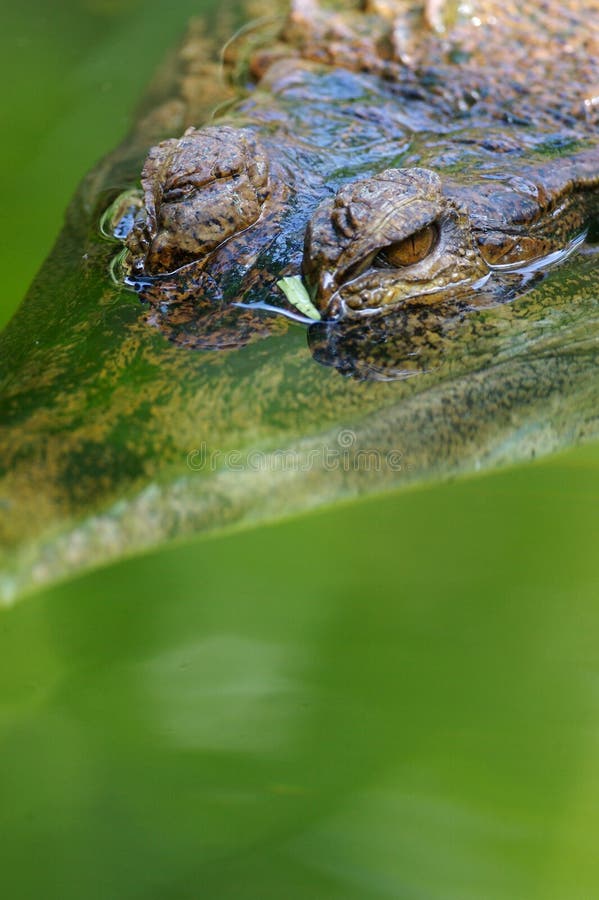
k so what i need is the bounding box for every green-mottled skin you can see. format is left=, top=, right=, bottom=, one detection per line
left=0, top=0, right=598, bottom=602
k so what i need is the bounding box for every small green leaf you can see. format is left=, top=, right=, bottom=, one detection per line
left=277, top=276, right=321, bottom=320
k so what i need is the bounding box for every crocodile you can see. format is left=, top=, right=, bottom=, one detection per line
left=3, top=0, right=599, bottom=598
left=109, top=0, right=599, bottom=370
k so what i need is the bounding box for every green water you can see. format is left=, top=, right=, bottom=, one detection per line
left=2, top=2, right=599, bottom=897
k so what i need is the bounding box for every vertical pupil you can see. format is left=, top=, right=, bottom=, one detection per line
left=376, top=224, right=437, bottom=267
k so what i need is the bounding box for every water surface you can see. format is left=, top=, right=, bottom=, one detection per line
left=2, top=2, right=599, bottom=896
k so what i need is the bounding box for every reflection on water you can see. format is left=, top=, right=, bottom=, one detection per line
left=2, top=461, right=599, bottom=898
left=306, top=251, right=593, bottom=381
left=290, top=782, right=533, bottom=897
left=137, top=634, right=309, bottom=752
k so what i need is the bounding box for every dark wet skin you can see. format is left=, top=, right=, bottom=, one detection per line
left=114, top=0, right=599, bottom=371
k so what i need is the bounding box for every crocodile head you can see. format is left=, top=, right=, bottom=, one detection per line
left=121, top=126, right=592, bottom=339
left=113, top=0, right=598, bottom=358
left=303, top=168, right=489, bottom=319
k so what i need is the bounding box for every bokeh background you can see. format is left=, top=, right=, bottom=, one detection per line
left=2, top=2, right=599, bottom=897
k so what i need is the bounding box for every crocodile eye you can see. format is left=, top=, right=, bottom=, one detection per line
left=162, top=182, right=196, bottom=204
left=128, top=126, right=271, bottom=275
left=338, top=223, right=439, bottom=286
left=374, top=224, right=438, bottom=268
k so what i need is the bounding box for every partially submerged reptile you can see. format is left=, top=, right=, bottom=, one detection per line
left=4, top=0, right=599, bottom=597
left=109, top=0, right=599, bottom=375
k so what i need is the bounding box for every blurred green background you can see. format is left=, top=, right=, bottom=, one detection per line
left=2, top=2, right=599, bottom=897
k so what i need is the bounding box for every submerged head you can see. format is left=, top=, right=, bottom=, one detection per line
left=112, top=122, right=589, bottom=343
left=303, top=168, right=491, bottom=319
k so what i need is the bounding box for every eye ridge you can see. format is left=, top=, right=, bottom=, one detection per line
left=373, top=223, right=439, bottom=269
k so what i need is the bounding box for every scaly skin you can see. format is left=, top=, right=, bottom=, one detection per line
left=2, top=0, right=599, bottom=598
left=118, top=0, right=599, bottom=343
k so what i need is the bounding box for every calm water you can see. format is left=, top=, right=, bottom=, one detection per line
left=2, top=2, right=599, bottom=897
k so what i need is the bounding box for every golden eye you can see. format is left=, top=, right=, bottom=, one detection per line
left=374, top=224, right=438, bottom=268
